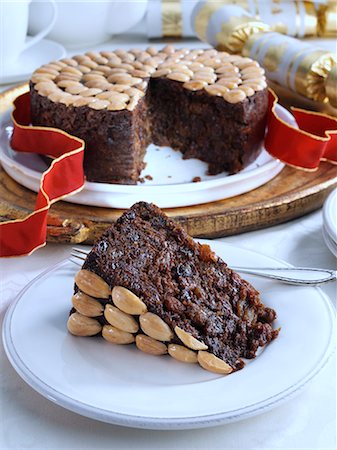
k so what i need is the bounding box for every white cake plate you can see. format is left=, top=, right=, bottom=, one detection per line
left=0, top=104, right=296, bottom=208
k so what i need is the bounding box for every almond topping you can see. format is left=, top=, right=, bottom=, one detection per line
left=57, top=79, right=81, bottom=88
left=135, top=334, right=167, bottom=355
left=65, top=85, right=88, bottom=95
left=197, top=351, right=233, bottom=374
left=167, top=72, right=190, bottom=82
left=239, top=85, right=255, bottom=96
left=174, top=326, right=208, bottom=350
left=104, top=304, right=139, bottom=333
left=112, top=286, right=147, bottom=315
left=151, top=68, right=172, bottom=78
left=130, top=69, right=149, bottom=78
left=67, top=312, right=102, bottom=336
left=31, top=73, right=56, bottom=83
left=108, top=99, right=127, bottom=111
left=61, top=66, right=82, bottom=76
left=223, top=89, right=247, bottom=103
left=72, top=97, right=97, bottom=107
left=74, top=269, right=110, bottom=299
left=107, top=84, right=131, bottom=92
left=72, top=291, right=104, bottom=317
left=35, top=67, right=59, bottom=76
left=168, top=344, right=198, bottom=363
left=139, top=312, right=173, bottom=342
left=102, top=325, right=135, bottom=344
left=183, top=80, right=207, bottom=91
left=204, top=85, right=229, bottom=96
left=81, top=88, right=103, bottom=97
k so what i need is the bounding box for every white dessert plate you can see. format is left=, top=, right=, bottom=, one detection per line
left=323, top=188, right=337, bottom=244
left=0, top=104, right=295, bottom=208
left=0, top=38, right=66, bottom=85
left=2, top=240, right=335, bottom=430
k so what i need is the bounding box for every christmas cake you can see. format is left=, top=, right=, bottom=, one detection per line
left=30, top=46, right=268, bottom=184
left=67, top=202, right=279, bottom=374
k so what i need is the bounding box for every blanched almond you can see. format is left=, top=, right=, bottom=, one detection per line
left=102, top=325, right=135, bottom=344
left=183, top=80, right=207, bottom=91
left=67, top=312, right=102, bottom=336
left=57, top=79, right=82, bottom=88
left=136, top=334, right=167, bottom=355
left=107, top=99, right=127, bottom=111
left=112, top=286, right=147, bottom=315
left=167, top=72, right=190, bottom=82
left=197, top=351, right=233, bottom=374
left=81, top=88, right=103, bottom=97
left=205, top=85, right=229, bottom=96
left=75, top=269, right=110, bottom=299
left=88, top=99, right=110, bottom=110
left=174, top=326, right=208, bottom=350
left=104, top=304, right=139, bottom=333
left=72, top=291, right=104, bottom=317
left=72, top=97, right=97, bottom=107
left=139, top=312, right=173, bottom=341
left=168, top=344, right=197, bottom=363
left=151, top=68, right=171, bottom=78
left=65, top=85, right=88, bottom=95
left=61, top=66, right=82, bottom=76
left=223, top=89, right=247, bottom=104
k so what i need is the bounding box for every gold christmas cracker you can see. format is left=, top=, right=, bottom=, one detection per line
left=192, top=2, right=281, bottom=51
left=317, top=1, right=337, bottom=37
left=192, top=3, right=337, bottom=106
left=325, top=61, right=337, bottom=108
left=162, top=0, right=182, bottom=37
left=244, top=31, right=337, bottom=105
left=192, top=0, right=337, bottom=38
left=147, top=0, right=196, bottom=38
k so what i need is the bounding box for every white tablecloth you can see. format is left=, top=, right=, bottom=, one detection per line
left=0, top=37, right=336, bottom=450
left=1, top=210, right=336, bottom=450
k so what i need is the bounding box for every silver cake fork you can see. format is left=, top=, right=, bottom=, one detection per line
left=70, top=247, right=336, bottom=286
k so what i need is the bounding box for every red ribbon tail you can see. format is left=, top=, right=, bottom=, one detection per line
left=0, top=92, right=85, bottom=257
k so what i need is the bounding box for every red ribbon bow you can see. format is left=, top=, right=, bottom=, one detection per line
left=0, top=89, right=336, bottom=257
left=266, top=90, right=337, bottom=170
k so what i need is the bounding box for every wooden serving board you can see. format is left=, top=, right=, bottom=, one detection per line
left=1, top=84, right=336, bottom=245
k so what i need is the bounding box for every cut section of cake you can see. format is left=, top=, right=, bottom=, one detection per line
left=68, top=202, right=279, bottom=374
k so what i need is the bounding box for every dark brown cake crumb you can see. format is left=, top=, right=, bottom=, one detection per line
left=192, top=176, right=202, bottom=183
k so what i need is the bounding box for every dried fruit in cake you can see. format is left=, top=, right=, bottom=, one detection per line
left=67, top=202, right=279, bottom=375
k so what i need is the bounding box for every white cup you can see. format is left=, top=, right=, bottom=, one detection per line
left=0, top=0, right=57, bottom=66
left=28, top=0, right=148, bottom=49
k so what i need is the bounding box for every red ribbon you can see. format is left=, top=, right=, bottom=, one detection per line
left=0, top=90, right=336, bottom=257
left=266, top=90, right=337, bottom=170
left=0, top=92, right=85, bottom=257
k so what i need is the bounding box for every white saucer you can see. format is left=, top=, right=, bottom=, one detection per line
left=0, top=38, right=66, bottom=85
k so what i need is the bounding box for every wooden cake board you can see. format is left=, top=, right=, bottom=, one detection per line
left=1, top=84, right=336, bottom=245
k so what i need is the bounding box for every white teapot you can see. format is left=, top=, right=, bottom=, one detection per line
left=28, top=0, right=148, bottom=48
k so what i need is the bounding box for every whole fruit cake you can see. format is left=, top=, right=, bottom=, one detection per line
left=68, top=202, right=279, bottom=375
left=30, top=45, right=268, bottom=184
